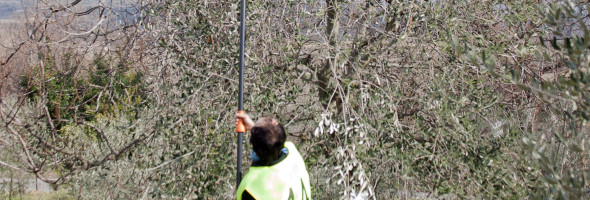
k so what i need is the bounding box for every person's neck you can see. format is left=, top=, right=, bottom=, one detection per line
left=252, top=148, right=288, bottom=166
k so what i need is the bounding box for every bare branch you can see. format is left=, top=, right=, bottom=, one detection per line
left=0, top=160, right=28, bottom=172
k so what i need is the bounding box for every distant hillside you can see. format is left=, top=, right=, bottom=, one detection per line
left=0, top=0, right=105, bottom=19
left=0, top=0, right=24, bottom=19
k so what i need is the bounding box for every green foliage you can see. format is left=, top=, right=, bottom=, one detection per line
left=524, top=2, right=590, bottom=199
left=468, top=0, right=590, bottom=199
left=19, top=54, right=146, bottom=131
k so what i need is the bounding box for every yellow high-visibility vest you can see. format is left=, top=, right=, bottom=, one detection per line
left=236, top=141, right=311, bottom=200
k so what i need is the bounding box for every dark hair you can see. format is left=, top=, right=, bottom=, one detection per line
left=250, top=117, right=286, bottom=165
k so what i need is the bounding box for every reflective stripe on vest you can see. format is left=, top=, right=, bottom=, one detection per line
left=236, top=142, right=311, bottom=200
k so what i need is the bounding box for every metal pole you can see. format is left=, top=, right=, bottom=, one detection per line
left=237, top=0, right=246, bottom=190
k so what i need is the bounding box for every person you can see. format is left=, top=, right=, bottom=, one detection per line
left=235, top=113, right=312, bottom=200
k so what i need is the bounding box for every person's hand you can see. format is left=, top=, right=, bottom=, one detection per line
left=236, top=112, right=255, bottom=131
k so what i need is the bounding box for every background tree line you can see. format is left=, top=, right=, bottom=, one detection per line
left=1, top=0, right=590, bottom=199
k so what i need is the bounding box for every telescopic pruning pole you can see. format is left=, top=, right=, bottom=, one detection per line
left=235, top=0, right=247, bottom=190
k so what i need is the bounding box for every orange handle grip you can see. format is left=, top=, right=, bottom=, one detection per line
left=236, top=110, right=246, bottom=132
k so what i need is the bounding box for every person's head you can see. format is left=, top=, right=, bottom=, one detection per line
left=250, top=117, right=286, bottom=164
